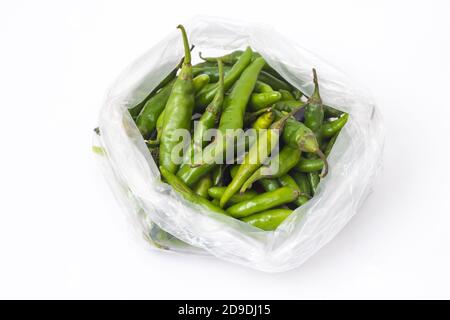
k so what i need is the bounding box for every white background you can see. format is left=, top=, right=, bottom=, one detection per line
left=1, top=0, right=449, bottom=299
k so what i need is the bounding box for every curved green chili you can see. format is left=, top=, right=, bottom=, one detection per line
left=208, top=186, right=257, bottom=206
left=322, top=113, right=349, bottom=138
left=136, top=80, right=174, bottom=139
left=240, top=146, right=301, bottom=193
left=240, top=209, right=293, bottom=231
left=195, top=47, right=253, bottom=110
left=226, top=187, right=299, bottom=218
left=249, top=91, right=282, bottom=111
left=192, top=66, right=231, bottom=82
left=252, top=111, right=274, bottom=130
left=159, top=25, right=196, bottom=173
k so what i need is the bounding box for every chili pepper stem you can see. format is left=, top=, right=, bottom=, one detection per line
left=199, top=52, right=207, bottom=61
left=176, top=25, right=191, bottom=65
left=316, top=148, right=329, bottom=178
left=312, top=68, right=320, bottom=100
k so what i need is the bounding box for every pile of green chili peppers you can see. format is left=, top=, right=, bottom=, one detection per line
left=130, top=25, right=349, bottom=232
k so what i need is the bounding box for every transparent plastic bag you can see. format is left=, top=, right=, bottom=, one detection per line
left=93, top=16, right=384, bottom=272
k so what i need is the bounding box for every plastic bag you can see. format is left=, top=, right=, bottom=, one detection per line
left=93, top=16, right=384, bottom=272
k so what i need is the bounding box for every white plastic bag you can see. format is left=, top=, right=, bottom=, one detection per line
left=93, top=16, right=384, bottom=272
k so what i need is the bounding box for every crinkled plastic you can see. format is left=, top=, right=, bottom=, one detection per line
left=93, top=16, right=384, bottom=272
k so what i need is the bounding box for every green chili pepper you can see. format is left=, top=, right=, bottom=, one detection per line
left=248, top=91, right=282, bottom=111
left=279, top=89, right=295, bottom=101
left=254, top=81, right=273, bottom=93
left=278, top=174, right=310, bottom=206
left=258, top=178, right=281, bottom=192
left=193, top=174, right=212, bottom=198
left=258, top=71, right=292, bottom=91
left=291, top=171, right=312, bottom=197
left=159, top=166, right=226, bottom=215
left=308, top=172, right=320, bottom=195
left=275, top=109, right=328, bottom=177
left=192, top=74, right=210, bottom=92
left=240, top=145, right=301, bottom=193
left=226, top=187, right=299, bottom=218
left=135, top=81, right=174, bottom=139
left=159, top=25, right=196, bottom=174
left=322, top=113, right=349, bottom=138
left=192, top=66, right=231, bottom=82
left=252, top=111, right=274, bottom=130
left=218, top=57, right=266, bottom=130
left=304, top=69, right=324, bottom=137
left=295, top=157, right=324, bottom=173
left=208, top=186, right=257, bottom=206
left=179, top=60, right=225, bottom=170
left=146, top=108, right=165, bottom=146
left=195, top=47, right=253, bottom=110
left=240, top=209, right=293, bottom=231
left=199, top=50, right=244, bottom=64
left=219, top=108, right=301, bottom=208
left=177, top=57, right=266, bottom=186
